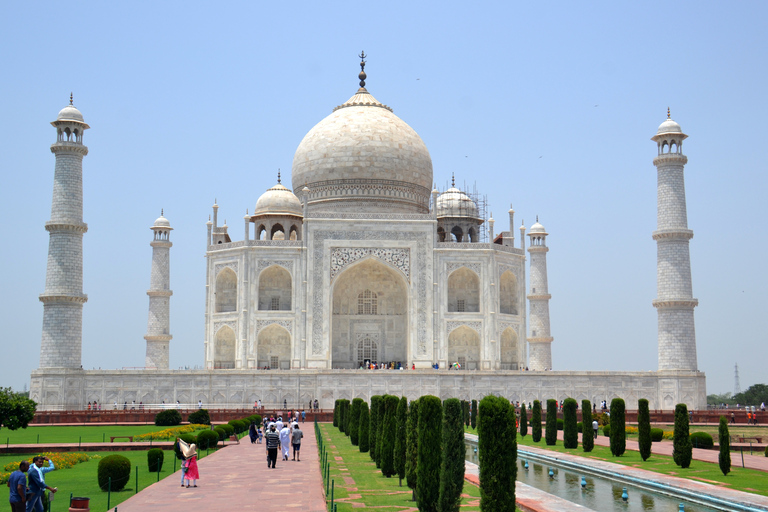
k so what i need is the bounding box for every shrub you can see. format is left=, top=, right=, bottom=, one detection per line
left=405, top=398, right=419, bottom=492
left=187, top=409, right=210, bottom=425
left=369, top=396, right=382, bottom=462
left=478, top=395, right=516, bottom=512
left=438, top=398, right=465, bottom=512
left=556, top=418, right=564, bottom=431
left=338, top=399, right=348, bottom=434
left=603, top=424, right=610, bottom=437
left=650, top=428, right=664, bottom=442
left=98, top=454, right=131, bottom=491
left=343, top=400, right=351, bottom=436
left=227, top=420, right=243, bottom=434
left=609, top=398, right=626, bottom=457
left=531, top=400, right=542, bottom=443
left=219, top=424, right=235, bottom=436
left=381, top=395, right=399, bottom=477
left=333, top=400, right=340, bottom=427
left=395, top=396, right=408, bottom=480
left=638, top=399, right=651, bottom=461
left=470, top=399, right=477, bottom=429
left=673, top=403, right=692, bottom=468
left=690, top=432, right=714, bottom=450
left=214, top=426, right=227, bottom=441
left=248, top=415, right=262, bottom=426
left=196, top=430, right=219, bottom=450
left=716, top=417, right=729, bottom=475
left=417, top=395, right=442, bottom=512
left=562, top=398, right=578, bottom=449
left=358, top=402, right=370, bottom=453
left=545, top=399, right=557, bottom=446
left=581, top=400, right=593, bottom=453
left=764, top=445, right=767, bottom=457
left=155, top=409, right=182, bottom=427
left=147, top=448, right=164, bottom=472
left=350, top=398, right=363, bottom=446
left=174, top=433, right=197, bottom=460
left=576, top=422, right=582, bottom=433
left=520, top=403, right=528, bottom=438
left=375, top=397, right=386, bottom=468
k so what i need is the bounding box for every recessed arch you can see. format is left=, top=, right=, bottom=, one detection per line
left=447, top=325, right=480, bottom=369
left=499, top=270, right=518, bottom=315
left=447, top=267, right=480, bottom=312
left=271, top=223, right=285, bottom=240
left=215, top=267, right=237, bottom=313
left=500, top=327, right=518, bottom=370
left=214, top=326, right=236, bottom=369
left=451, top=226, right=463, bottom=242
left=258, top=265, right=292, bottom=311
left=257, top=324, right=291, bottom=369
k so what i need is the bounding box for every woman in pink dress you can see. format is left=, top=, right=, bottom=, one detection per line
left=181, top=442, right=200, bottom=487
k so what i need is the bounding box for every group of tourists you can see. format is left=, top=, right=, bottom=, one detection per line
left=262, top=416, right=303, bottom=468
left=7, top=456, right=57, bottom=512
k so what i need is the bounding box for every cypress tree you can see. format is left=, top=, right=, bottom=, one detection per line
left=563, top=398, right=578, bottom=449
left=359, top=401, right=370, bottom=452
left=369, top=395, right=382, bottom=462
left=338, top=399, right=346, bottom=433
left=333, top=399, right=340, bottom=427
left=405, top=398, right=420, bottom=496
left=381, top=395, right=399, bottom=477
left=637, top=399, right=651, bottom=461
left=344, top=400, right=351, bottom=436
left=718, top=416, right=731, bottom=476
left=376, top=395, right=387, bottom=468
left=470, top=399, right=478, bottom=430
left=463, top=400, right=470, bottom=427
left=438, top=398, right=465, bottom=512
left=609, top=398, right=626, bottom=456
left=545, top=399, right=557, bottom=446
left=478, top=395, right=516, bottom=512
left=395, top=396, right=408, bottom=482
left=417, top=395, right=442, bottom=512
left=350, top=398, right=363, bottom=446
left=581, top=400, right=594, bottom=453
left=673, top=403, right=692, bottom=468
left=531, top=400, right=542, bottom=443
left=520, top=403, right=528, bottom=438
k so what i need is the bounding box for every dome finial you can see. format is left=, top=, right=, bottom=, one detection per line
left=277, top=169, right=281, bottom=184
left=70, top=92, right=73, bottom=106
left=358, top=51, right=367, bottom=88
left=451, top=173, right=455, bottom=187
left=667, top=107, right=671, bottom=119
left=536, top=215, right=539, bottom=222
left=161, top=208, right=164, bottom=216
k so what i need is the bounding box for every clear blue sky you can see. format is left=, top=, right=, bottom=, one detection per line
left=1, top=2, right=766, bottom=396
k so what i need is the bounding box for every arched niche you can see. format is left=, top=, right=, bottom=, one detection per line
left=331, top=258, right=408, bottom=369
left=447, top=325, right=480, bottom=369
left=215, top=268, right=237, bottom=313
left=499, top=270, right=518, bottom=315
left=214, top=326, right=236, bottom=369
left=447, top=267, right=480, bottom=312
left=257, top=324, right=291, bottom=369
left=500, top=327, right=518, bottom=370
left=258, top=265, right=292, bottom=311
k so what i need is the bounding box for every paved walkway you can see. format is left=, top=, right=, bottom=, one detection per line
left=113, top=425, right=326, bottom=511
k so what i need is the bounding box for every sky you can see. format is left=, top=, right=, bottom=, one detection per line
left=1, top=2, right=766, bottom=396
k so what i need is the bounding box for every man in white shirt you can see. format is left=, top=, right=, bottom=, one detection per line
left=279, top=424, right=291, bottom=461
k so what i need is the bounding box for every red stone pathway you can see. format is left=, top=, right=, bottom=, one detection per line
left=113, top=426, right=326, bottom=511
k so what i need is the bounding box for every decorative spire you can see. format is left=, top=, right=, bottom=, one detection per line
left=536, top=215, right=539, bottom=222
left=667, top=107, right=670, bottom=119
left=358, top=51, right=367, bottom=88
left=161, top=208, right=164, bottom=216
left=451, top=173, right=455, bottom=187
left=277, top=169, right=281, bottom=184
left=69, top=92, right=73, bottom=106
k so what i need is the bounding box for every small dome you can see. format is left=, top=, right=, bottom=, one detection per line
left=57, top=105, right=85, bottom=123
left=254, top=183, right=303, bottom=217
left=529, top=221, right=546, bottom=234
left=436, top=187, right=480, bottom=219
left=656, top=118, right=682, bottom=135
left=153, top=214, right=171, bottom=228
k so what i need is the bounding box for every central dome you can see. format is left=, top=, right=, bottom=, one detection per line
left=291, top=87, right=433, bottom=214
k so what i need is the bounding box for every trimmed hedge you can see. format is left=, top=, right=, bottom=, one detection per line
left=470, top=399, right=477, bottom=429
left=344, top=400, right=351, bottom=436
left=381, top=395, right=399, bottom=477
left=369, top=395, right=382, bottom=462
left=603, top=424, right=610, bottom=437
left=609, top=398, right=626, bottom=456
left=98, top=454, right=131, bottom=491
left=463, top=400, right=470, bottom=427
left=520, top=403, right=528, bottom=438
left=187, top=409, right=210, bottom=425
left=439, top=398, right=465, bottom=512
left=155, top=409, right=182, bottom=426
left=417, top=395, right=442, bottom=512
left=562, top=398, right=578, bottom=449
left=350, top=398, right=363, bottom=446
left=147, top=448, right=164, bottom=472
left=395, top=396, right=408, bottom=480
left=358, top=402, right=370, bottom=453
left=690, top=432, right=714, bottom=449
left=673, top=403, right=692, bottom=468
left=638, top=399, right=651, bottom=461
left=333, top=399, right=340, bottom=427
left=196, top=429, right=219, bottom=450
left=531, top=400, right=542, bottom=443
left=650, top=428, right=664, bottom=442
left=556, top=418, right=564, bottom=431
left=717, top=417, right=730, bottom=475
left=405, top=398, right=419, bottom=491
left=214, top=426, right=227, bottom=441
left=478, top=395, right=516, bottom=512
left=545, top=399, right=557, bottom=446
left=581, top=400, right=593, bottom=453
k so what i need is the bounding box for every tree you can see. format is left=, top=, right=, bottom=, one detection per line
left=381, top=395, right=399, bottom=477
left=338, top=399, right=348, bottom=434
left=531, top=400, right=542, bottom=443
left=519, top=403, right=528, bottom=438
left=581, top=400, right=593, bottom=453
left=478, top=395, right=516, bottom=512
left=369, top=395, right=382, bottom=462
left=733, top=383, right=768, bottom=406
left=344, top=400, right=351, bottom=436
left=405, top=398, right=420, bottom=498
left=333, top=399, right=340, bottom=427
left=545, top=399, right=557, bottom=446
left=0, top=388, right=36, bottom=431
left=438, top=398, right=465, bottom=512
left=395, top=396, right=408, bottom=482
left=609, top=398, right=626, bottom=456
left=417, top=395, right=442, bottom=512
left=358, top=401, right=370, bottom=452
left=562, top=398, right=578, bottom=449
left=375, top=395, right=387, bottom=468
left=673, top=403, right=692, bottom=468
left=718, top=416, right=731, bottom=476
left=463, top=400, right=470, bottom=427
left=350, top=398, right=363, bottom=446
left=637, top=399, right=651, bottom=461
left=470, top=399, right=478, bottom=430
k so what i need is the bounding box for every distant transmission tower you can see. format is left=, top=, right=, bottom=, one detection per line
left=734, top=363, right=741, bottom=396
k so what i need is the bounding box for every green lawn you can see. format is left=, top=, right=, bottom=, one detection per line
left=465, top=426, right=768, bottom=497
left=0, top=448, right=217, bottom=511
left=0, top=425, right=179, bottom=445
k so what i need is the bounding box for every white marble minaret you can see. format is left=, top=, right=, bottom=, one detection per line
left=144, top=212, right=173, bottom=369
left=39, top=96, right=89, bottom=369
left=652, top=111, right=698, bottom=371
left=527, top=218, right=553, bottom=370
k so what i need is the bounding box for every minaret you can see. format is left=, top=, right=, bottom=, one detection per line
left=527, top=218, right=553, bottom=370
left=144, top=211, right=173, bottom=369
left=651, top=110, right=698, bottom=371
left=39, top=95, right=90, bottom=369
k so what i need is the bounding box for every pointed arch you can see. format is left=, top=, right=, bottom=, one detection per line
left=500, top=327, right=518, bottom=370
left=447, top=325, right=480, bottom=369
left=214, top=326, right=236, bottom=369
left=270, top=223, right=285, bottom=240
left=257, top=324, right=291, bottom=369
left=451, top=226, right=463, bottom=242
left=437, top=226, right=446, bottom=242
left=447, top=266, right=480, bottom=312
left=215, top=267, right=237, bottom=313
left=499, top=270, right=518, bottom=315
left=258, top=265, right=292, bottom=311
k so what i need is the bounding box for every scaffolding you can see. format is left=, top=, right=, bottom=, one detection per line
left=431, top=178, right=490, bottom=243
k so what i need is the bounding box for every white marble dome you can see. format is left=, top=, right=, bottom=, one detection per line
left=153, top=213, right=172, bottom=229
left=254, top=182, right=303, bottom=217
left=657, top=118, right=682, bottom=135
left=57, top=104, right=85, bottom=123
left=436, top=187, right=480, bottom=219
left=291, top=87, right=433, bottom=214
left=529, top=221, right=546, bottom=234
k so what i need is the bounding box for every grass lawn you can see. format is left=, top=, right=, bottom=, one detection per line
left=464, top=426, right=768, bottom=497
left=0, top=425, right=184, bottom=445
left=319, top=423, right=500, bottom=512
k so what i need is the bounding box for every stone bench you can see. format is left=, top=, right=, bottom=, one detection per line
left=110, top=436, right=133, bottom=443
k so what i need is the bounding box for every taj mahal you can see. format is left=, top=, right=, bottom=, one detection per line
left=30, top=57, right=706, bottom=410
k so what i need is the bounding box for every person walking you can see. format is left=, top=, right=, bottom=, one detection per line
left=301, top=409, right=306, bottom=423
left=181, top=442, right=200, bottom=487
left=8, top=461, right=28, bottom=512
left=592, top=419, right=599, bottom=439
left=291, top=423, right=303, bottom=461
left=280, top=422, right=291, bottom=461
left=265, top=424, right=280, bottom=468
